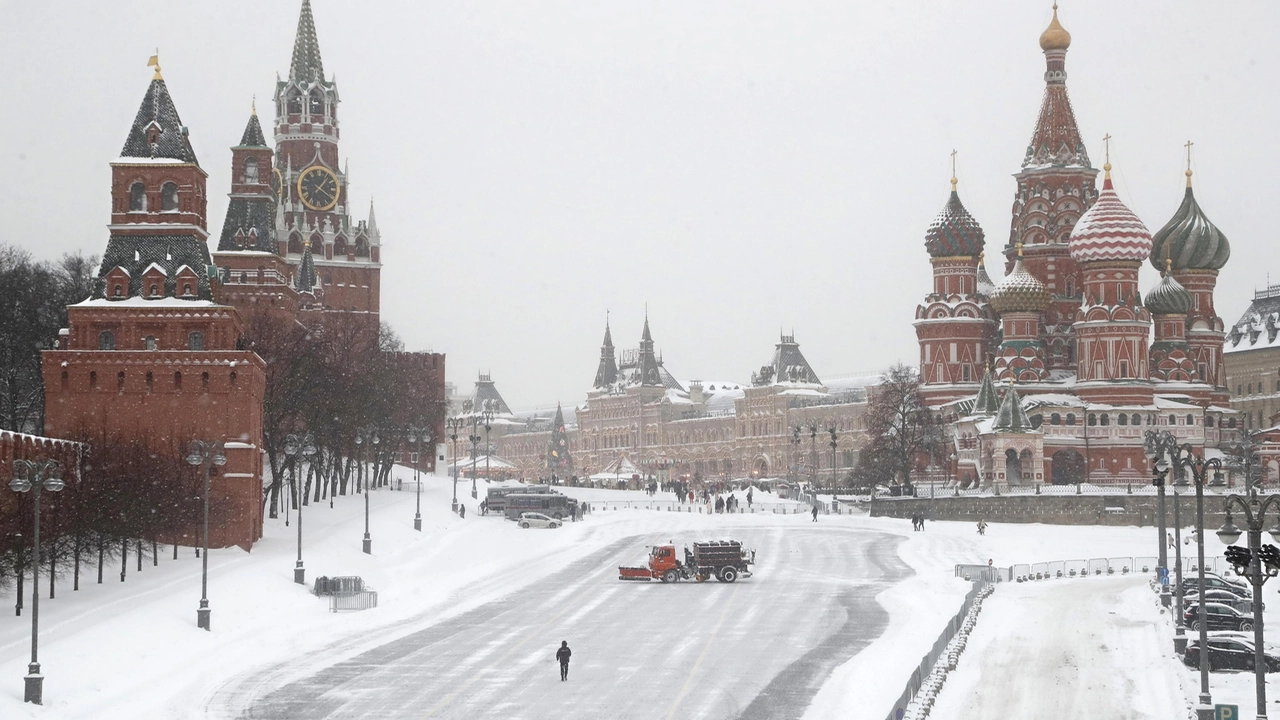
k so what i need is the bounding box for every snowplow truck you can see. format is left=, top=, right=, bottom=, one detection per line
left=618, top=540, right=755, bottom=583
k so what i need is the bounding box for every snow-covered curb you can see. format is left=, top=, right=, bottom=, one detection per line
left=902, top=582, right=995, bottom=719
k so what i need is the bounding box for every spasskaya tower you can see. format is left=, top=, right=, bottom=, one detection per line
left=272, top=0, right=380, bottom=322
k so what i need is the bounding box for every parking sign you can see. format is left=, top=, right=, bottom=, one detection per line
left=1215, top=704, right=1238, bottom=720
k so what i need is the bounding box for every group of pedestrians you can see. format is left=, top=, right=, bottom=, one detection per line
left=911, top=513, right=926, bottom=531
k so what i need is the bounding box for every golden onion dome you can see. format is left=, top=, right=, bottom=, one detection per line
left=990, top=245, right=1052, bottom=314
left=1039, top=4, right=1072, bottom=51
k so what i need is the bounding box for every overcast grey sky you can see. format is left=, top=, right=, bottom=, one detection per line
left=2, top=2, right=1276, bottom=410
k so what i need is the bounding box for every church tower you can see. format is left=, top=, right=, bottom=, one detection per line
left=1068, top=157, right=1155, bottom=405
left=273, top=0, right=380, bottom=323
left=1006, top=4, right=1099, bottom=371
left=1150, top=158, right=1231, bottom=403
left=915, top=173, right=998, bottom=402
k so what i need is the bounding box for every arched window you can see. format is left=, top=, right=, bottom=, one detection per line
left=144, top=335, right=157, bottom=351
left=144, top=371, right=153, bottom=392
left=355, top=237, right=370, bottom=257
left=1206, top=416, right=1215, bottom=428
left=98, top=330, right=115, bottom=350
left=201, top=372, right=210, bottom=392
left=309, top=89, right=324, bottom=117
left=288, top=234, right=304, bottom=255
left=119, top=371, right=127, bottom=391
left=188, top=331, right=204, bottom=351
left=1050, top=413, right=1061, bottom=425
left=1118, top=414, right=1128, bottom=426
left=334, top=236, right=348, bottom=255
left=161, top=182, right=179, bottom=211
left=242, top=157, right=259, bottom=184
left=129, top=182, right=147, bottom=211
left=1187, top=414, right=1195, bottom=426
left=1131, top=414, right=1140, bottom=426
left=1030, top=414, right=1043, bottom=429
left=1066, top=413, right=1076, bottom=426
left=1100, top=414, right=1110, bottom=426
left=113, top=284, right=123, bottom=298
left=89, top=371, right=98, bottom=390
left=173, top=371, right=182, bottom=390
left=182, top=283, right=192, bottom=296
left=149, top=284, right=160, bottom=297
left=1087, top=413, right=1096, bottom=427
left=1169, top=415, right=1177, bottom=426
left=230, top=370, right=238, bottom=386
left=287, top=90, right=303, bottom=115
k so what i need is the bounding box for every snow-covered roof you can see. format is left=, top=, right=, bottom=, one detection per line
left=72, top=297, right=222, bottom=308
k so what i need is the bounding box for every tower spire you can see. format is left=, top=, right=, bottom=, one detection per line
left=1185, top=140, right=1194, bottom=187
left=950, top=149, right=958, bottom=192
left=290, top=0, right=325, bottom=82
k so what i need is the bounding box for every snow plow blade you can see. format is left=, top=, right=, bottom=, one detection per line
left=618, top=566, right=653, bottom=581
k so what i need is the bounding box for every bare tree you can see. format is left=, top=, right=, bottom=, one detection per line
left=854, top=363, right=936, bottom=489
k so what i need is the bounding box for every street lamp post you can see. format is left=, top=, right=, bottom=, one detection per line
left=1216, top=489, right=1280, bottom=720
left=285, top=434, right=316, bottom=584
left=408, top=427, right=428, bottom=531
left=1150, top=432, right=1223, bottom=720
left=185, top=440, right=226, bottom=631
left=447, top=416, right=464, bottom=511
left=354, top=430, right=378, bottom=554
left=480, top=404, right=494, bottom=499
left=1173, top=486, right=1187, bottom=654
left=808, top=423, right=818, bottom=491
left=10, top=458, right=65, bottom=705
left=1144, top=430, right=1172, bottom=608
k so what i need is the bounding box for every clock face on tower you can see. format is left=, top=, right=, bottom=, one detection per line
left=271, top=167, right=284, bottom=201
left=297, top=166, right=339, bottom=211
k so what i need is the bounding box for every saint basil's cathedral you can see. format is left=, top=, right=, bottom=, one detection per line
left=916, top=5, right=1242, bottom=489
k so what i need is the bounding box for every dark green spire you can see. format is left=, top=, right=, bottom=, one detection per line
left=290, top=0, right=325, bottom=82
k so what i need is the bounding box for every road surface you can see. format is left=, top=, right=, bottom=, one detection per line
left=223, top=524, right=907, bottom=720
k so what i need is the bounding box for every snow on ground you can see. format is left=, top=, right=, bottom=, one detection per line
left=0, top=473, right=1246, bottom=719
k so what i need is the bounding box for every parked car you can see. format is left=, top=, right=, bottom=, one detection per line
left=1184, top=636, right=1280, bottom=672
left=517, top=512, right=562, bottom=529
left=1178, top=575, right=1249, bottom=599
left=1184, top=602, right=1255, bottom=632
left=1177, top=589, right=1259, bottom=609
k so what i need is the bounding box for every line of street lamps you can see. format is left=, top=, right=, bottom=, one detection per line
left=9, top=458, right=65, bottom=705
left=285, top=433, right=317, bottom=583
left=184, top=440, right=225, bottom=633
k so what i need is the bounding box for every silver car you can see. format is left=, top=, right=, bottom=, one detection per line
left=518, top=512, right=562, bottom=529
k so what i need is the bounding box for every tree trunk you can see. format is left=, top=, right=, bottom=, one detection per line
left=73, top=534, right=80, bottom=591
left=152, top=538, right=158, bottom=566
left=97, top=535, right=104, bottom=584
left=136, top=538, right=142, bottom=572
left=120, top=539, right=127, bottom=582
left=49, top=546, right=56, bottom=599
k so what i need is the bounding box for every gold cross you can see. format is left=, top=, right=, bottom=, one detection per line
left=1103, top=134, right=1112, bottom=165
left=950, top=149, right=958, bottom=190
left=1184, top=140, right=1194, bottom=170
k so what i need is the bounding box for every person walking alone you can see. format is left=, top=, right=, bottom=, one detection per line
left=556, top=641, right=572, bottom=681
left=977, top=519, right=987, bottom=535
left=811, top=504, right=819, bottom=522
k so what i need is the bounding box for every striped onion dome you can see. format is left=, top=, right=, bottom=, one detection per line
left=990, top=249, right=1051, bottom=314
left=1144, top=262, right=1192, bottom=315
left=924, top=185, right=985, bottom=258
left=1068, top=171, right=1152, bottom=264
left=1149, top=175, right=1230, bottom=271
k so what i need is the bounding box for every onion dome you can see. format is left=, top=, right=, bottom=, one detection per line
left=1039, top=3, right=1071, bottom=51
left=976, top=253, right=996, bottom=297
left=1068, top=165, right=1152, bottom=264
left=1149, top=170, right=1230, bottom=271
left=924, top=179, right=985, bottom=258
left=990, top=244, right=1051, bottom=314
left=1144, top=260, right=1193, bottom=315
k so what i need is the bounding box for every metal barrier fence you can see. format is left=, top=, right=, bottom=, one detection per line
left=886, top=581, right=990, bottom=720
left=313, top=575, right=364, bottom=596
left=955, top=555, right=1229, bottom=583
left=894, top=483, right=1271, bottom=499
left=583, top=500, right=813, bottom=514
left=330, top=590, right=378, bottom=613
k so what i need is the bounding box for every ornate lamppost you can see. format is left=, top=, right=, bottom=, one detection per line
left=285, top=433, right=316, bottom=584
left=185, top=440, right=226, bottom=631
left=10, top=458, right=64, bottom=704
left=1216, top=489, right=1280, bottom=719
left=1150, top=432, right=1223, bottom=720
left=1144, top=430, right=1172, bottom=607
left=354, top=429, right=378, bottom=554
left=479, top=403, right=494, bottom=499
left=1173, top=484, right=1187, bottom=654
left=447, top=416, right=465, bottom=511
left=828, top=427, right=838, bottom=490
left=407, top=427, right=428, bottom=531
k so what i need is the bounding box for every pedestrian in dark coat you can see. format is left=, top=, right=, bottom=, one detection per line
left=811, top=504, right=819, bottom=522
left=458, top=504, right=466, bottom=519
left=556, top=641, right=572, bottom=681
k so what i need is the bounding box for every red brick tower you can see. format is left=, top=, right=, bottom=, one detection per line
left=1006, top=4, right=1099, bottom=371
left=1068, top=158, right=1155, bottom=405
left=41, top=61, right=266, bottom=550
left=212, top=107, right=301, bottom=321
left=915, top=176, right=998, bottom=403
left=273, top=0, right=380, bottom=326
left=1150, top=161, right=1232, bottom=404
